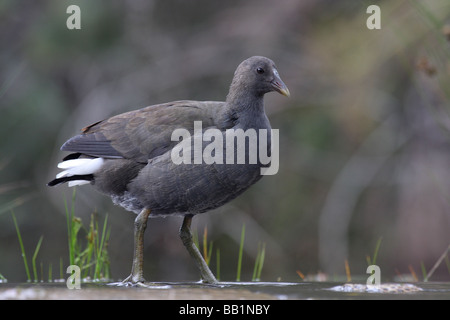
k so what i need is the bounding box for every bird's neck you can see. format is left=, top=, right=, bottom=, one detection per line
left=220, top=96, right=269, bottom=132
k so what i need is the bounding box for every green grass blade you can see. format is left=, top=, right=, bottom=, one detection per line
left=371, top=237, right=383, bottom=265
left=80, top=214, right=95, bottom=278
left=236, top=224, right=245, bottom=282
left=216, top=248, right=220, bottom=281
left=252, top=243, right=259, bottom=281
left=252, top=242, right=266, bottom=281
left=64, top=192, right=74, bottom=266
left=69, top=189, right=79, bottom=266
left=207, top=241, right=213, bottom=267
left=420, top=261, right=428, bottom=282
left=48, top=263, right=52, bottom=282
left=257, top=243, right=266, bottom=281
left=103, top=227, right=111, bottom=279
left=32, top=236, right=44, bottom=282
left=11, top=212, right=31, bottom=282
left=106, top=227, right=112, bottom=277
left=94, top=214, right=109, bottom=279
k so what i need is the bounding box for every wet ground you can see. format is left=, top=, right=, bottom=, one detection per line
left=1, top=281, right=450, bottom=300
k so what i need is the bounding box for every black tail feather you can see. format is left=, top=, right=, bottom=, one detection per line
left=62, top=152, right=83, bottom=161
left=47, top=174, right=94, bottom=187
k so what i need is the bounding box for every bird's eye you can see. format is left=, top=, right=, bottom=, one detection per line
left=256, top=67, right=265, bottom=74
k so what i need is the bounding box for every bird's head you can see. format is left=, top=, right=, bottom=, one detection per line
left=231, top=56, right=290, bottom=98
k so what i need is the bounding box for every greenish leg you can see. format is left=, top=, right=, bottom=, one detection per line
left=122, top=208, right=151, bottom=284
left=179, top=214, right=218, bottom=284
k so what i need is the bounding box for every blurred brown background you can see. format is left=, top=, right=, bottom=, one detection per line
left=1, top=0, right=450, bottom=282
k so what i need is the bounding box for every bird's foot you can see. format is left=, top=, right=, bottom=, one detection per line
left=200, top=274, right=219, bottom=285
left=118, top=273, right=146, bottom=287
left=198, top=279, right=222, bottom=287
left=198, top=269, right=219, bottom=286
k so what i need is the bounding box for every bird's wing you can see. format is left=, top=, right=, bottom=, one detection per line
left=61, top=100, right=224, bottom=163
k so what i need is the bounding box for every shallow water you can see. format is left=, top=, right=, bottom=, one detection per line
left=1, top=281, right=449, bottom=300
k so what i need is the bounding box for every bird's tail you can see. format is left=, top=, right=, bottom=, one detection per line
left=48, top=155, right=104, bottom=187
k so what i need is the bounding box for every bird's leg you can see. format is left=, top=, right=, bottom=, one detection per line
left=179, top=214, right=218, bottom=284
left=122, top=208, right=151, bottom=285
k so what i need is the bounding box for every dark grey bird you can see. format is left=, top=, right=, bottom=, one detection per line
left=48, top=56, right=289, bottom=285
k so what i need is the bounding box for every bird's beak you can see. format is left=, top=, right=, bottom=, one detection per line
left=271, top=72, right=290, bottom=97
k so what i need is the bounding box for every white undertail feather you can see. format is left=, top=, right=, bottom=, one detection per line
left=55, top=158, right=105, bottom=187
left=68, top=180, right=90, bottom=187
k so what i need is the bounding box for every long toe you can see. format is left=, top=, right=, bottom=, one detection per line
left=120, top=274, right=146, bottom=286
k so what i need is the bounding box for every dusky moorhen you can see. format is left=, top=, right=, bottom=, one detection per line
left=48, top=56, right=289, bottom=284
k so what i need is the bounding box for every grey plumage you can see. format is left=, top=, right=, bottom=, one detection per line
left=48, top=56, right=289, bottom=284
